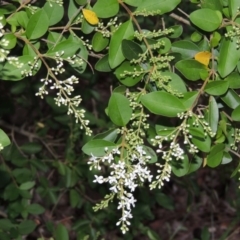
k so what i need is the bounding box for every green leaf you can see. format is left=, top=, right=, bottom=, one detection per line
left=26, top=9, right=49, bottom=39
left=94, top=129, right=118, bottom=142
left=169, top=25, right=183, bottom=38
left=46, top=39, right=80, bottom=58
left=43, top=2, right=64, bottom=26
left=171, top=40, right=200, bottom=59
left=136, top=0, right=181, bottom=14
left=205, top=80, right=229, bottom=95
left=143, top=146, right=157, bottom=164
left=55, top=224, right=69, bottom=240
left=191, top=31, right=202, bottom=42
left=92, top=32, right=109, bottom=52
left=192, top=135, right=211, bottom=153
left=229, top=0, right=240, bottom=19
left=18, top=220, right=36, bottom=235
left=109, top=20, right=134, bottom=68
left=95, top=54, right=111, bottom=72
left=0, top=219, right=13, bottom=231
left=218, top=37, right=240, bottom=78
left=141, top=92, right=186, bottom=117
left=201, top=0, right=222, bottom=11
left=156, top=193, right=174, bottom=210
left=225, top=72, right=240, bottom=89
left=1, top=33, right=17, bottom=50
left=190, top=9, right=222, bottom=32
left=210, top=31, right=221, bottom=47
left=114, top=61, right=143, bottom=87
left=188, top=156, right=203, bottom=174
left=158, top=37, right=171, bottom=54
left=222, top=151, right=232, bottom=164
left=26, top=204, right=45, bottom=215
left=124, top=0, right=142, bottom=6
left=0, top=55, right=41, bottom=81
left=0, top=129, right=11, bottom=147
left=108, top=93, right=132, bottom=126
left=122, top=40, right=143, bottom=60
left=207, top=143, right=225, bottom=167
left=172, top=155, right=189, bottom=177
left=19, top=181, right=35, bottom=190
left=70, top=189, right=81, bottom=208
left=93, top=0, right=119, bottom=18
left=82, top=139, right=117, bottom=156
left=221, top=89, right=240, bottom=109
left=231, top=105, right=240, bottom=121
left=208, top=96, right=219, bottom=134
left=182, top=91, right=198, bottom=108
left=20, top=142, right=42, bottom=154
left=175, top=60, right=208, bottom=81
left=163, top=71, right=187, bottom=93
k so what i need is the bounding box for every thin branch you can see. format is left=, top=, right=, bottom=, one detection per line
left=169, top=13, right=191, bottom=26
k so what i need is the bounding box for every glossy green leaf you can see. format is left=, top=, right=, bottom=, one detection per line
left=191, top=31, right=202, bottom=42
left=172, top=155, right=189, bottom=177
left=43, top=2, right=64, bottom=26
left=136, top=0, right=181, bottom=14
left=163, top=71, right=187, bottom=93
left=124, top=0, right=142, bottom=6
left=169, top=25, right=183, bottom=38
left=190, top=9, right=222, bottom=32
left=175, top=59, right=208, bottom=81
left=188, top=156, right=203, bottom=174
left=95, top=54, right=111, bottom=72
left=182, top=91, right=198, bottom=109
left=0, top=55, right=41, bottom=81
left=231, top=105, right=240, bottom=121
left=189, top=127, right=205, bottom=138
left=55, top=224, right=69, bottom=240
left=109, top=20, right=134, bottom=68
left=208, top=96, right=219, bottom=134
left=205, top=80, right=229, bottom=95
left=46, top=39, right=80, bottom=58
left=192, top=134, right=211, bottom=153
left=207, top=143, right=225, bottom=167
left=70, top=189, right=81, bottom=208
left=92, top=32, right=109, bottom=52
left=210, top=31, right=221, bottom=47
left=0, top=219, right=13, bottom=231
left=143, top=146, right=158, bottom=164
left=82, top=139, right=117, bottom=157
left=221, top=151, right=232, bottom=164
left=229, top=0, right=240, bottom=19
left=141, top=92, right=186, bottom=117
left=122, top=40, right=143, bottom=60
left=81, top=18, right=95, bottom=34
left=225, top=72, right=240, bottom=89
left=158, top=37, right=171, bottom=54
left=26, top=9, right=49, bottom=39
left=0, top=129, right=11, bottom=147
left=108, top=93, right=132, bottom=126
left=171, top=40, right=200, bottom=59
left=218, top=37, right=240, bottom=78
left=201, top=0, right=222, bottom=11
left=94, top=129, right=118, bottom=142
left=93, top=0, right=119, bottom=18
left=114, top=61, right=143, bottom=87
left=221, top=89, right=240, bottom=109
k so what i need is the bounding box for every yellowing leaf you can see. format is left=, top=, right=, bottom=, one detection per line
left=194, top=51, right=212, bottom=66
left=82, top=9, right=99, bottom=25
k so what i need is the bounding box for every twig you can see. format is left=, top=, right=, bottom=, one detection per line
left=169, top=13, right=191, bottom=26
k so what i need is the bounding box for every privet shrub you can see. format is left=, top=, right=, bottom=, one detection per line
left=0, top=0, right=240, bottom=238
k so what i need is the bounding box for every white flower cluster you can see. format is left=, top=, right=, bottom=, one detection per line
left=95, top=17, right=120, bottom=37
left=0, top=16, right=10, bottom=62
left=0, top=143, right=3, bottom=151
left=88, top=146, right=153, bottom=234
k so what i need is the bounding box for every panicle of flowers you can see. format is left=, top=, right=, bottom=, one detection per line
left=89, top=145, right=152, bottom=234
left=225, top=26, right=240, bottom=49
left=47, top=0, right=63, bottom=7
left=134, top=9, right=162, bottom=17
left=120, top=67, right=147, bottom=78
left=230, top=128, right=240, bottom=151
left=6, top=56, right=23, bottom=68
left=21, top=57, right=40, bottom=77
left=26, top=4, right=38, bottom=14
left=0, top=49, right=9, bottom=62
left=95, top=17, right=120, bottom=37
left=134, top=28, right=174, bottom=41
